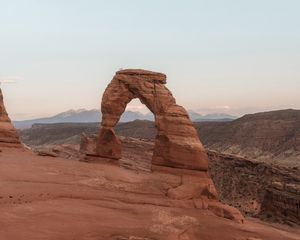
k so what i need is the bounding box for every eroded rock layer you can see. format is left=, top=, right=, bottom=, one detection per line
left=208, top=151, right=300, bottom=225
left=2, top=148, right=297, bottom=239
left=0, top=89, right=22, bottom=148
left=80, top=69, right=244, bottom=223
left=97, top=69, right=208, bottom=171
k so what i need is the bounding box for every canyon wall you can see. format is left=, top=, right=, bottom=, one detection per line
left=208, top=151, right=300, bottom=225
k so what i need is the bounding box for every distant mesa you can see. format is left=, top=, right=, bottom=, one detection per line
left=0, top=88, right=22, bottom=148
left=195, top=108, right=300, bottom=167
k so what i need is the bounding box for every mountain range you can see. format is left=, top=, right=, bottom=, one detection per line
left=13, top=109, right=237, bottom=129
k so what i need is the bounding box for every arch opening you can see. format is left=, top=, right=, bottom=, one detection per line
left=119, top=98, right=154, bottom=123
left=116, top=98, right=156, bottom=172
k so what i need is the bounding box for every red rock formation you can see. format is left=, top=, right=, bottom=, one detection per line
left=97, top=127, right=121, bottom=159
left=97, top=69, right=208, bottom=171
left=80, top=69, right=244, bottom=223
left=0, top=88, right=22, bottom=148
left=0, top=88, right=11, bottom=123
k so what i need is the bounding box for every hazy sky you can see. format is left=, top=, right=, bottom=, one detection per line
left=1, top=0, right=299, bottom=120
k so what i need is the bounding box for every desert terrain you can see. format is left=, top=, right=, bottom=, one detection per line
left=1, top=70, right=300, bottom=240
left=2, top=1, right=300, bottom=239
left=1, top=147, right=300, bottom=240
left=19, top=110, right=300, bottom=226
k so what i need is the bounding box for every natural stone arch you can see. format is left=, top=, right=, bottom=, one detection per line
left=96, top=69, right=209, bottom=171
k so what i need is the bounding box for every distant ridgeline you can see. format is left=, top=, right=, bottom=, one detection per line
left=13, top=109, right=236, bottom=129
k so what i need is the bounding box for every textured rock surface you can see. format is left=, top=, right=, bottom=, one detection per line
left=83, top=136, right=222, bottom=212
left=19, top=121, right=300, bottom=225
left=208, top=151, right=300, bottom=225
left=96, top=127, right=122, bottom=159
left=34, top=144, right=83, bottom=159
left=0, top=147, right=299, bottom=239
left=96, top=69, right=208, bottom=171
left=260, top=181, right=300, bottom=225
left=0, top=88, right=22, bottom=148
left=82, top=134, right=299, bottom=226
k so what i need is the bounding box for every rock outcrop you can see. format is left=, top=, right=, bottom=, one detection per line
left=18, top=120, right=299, bottom=225
left=2, top=147, right=298, bottom=239
left=0, top=88, right=22, bottom=148
left=95, top=69, right=208, bottom=171
left=81, top=69, right=244, bottom=223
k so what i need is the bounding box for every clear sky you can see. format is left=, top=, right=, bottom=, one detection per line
left=1, top=0, right=299, bottom=120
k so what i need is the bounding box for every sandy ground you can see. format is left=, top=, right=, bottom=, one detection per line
left=0, top=147, right=299, bottom=240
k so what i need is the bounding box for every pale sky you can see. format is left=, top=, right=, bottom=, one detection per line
left=0, top=0, right=299, bottom=120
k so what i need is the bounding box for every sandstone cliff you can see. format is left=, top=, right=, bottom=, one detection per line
left=0, top=88, right=22, bottom=148
left=208, top=151, right=300, bottom=225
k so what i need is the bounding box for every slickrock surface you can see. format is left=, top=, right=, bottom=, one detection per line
left=0, top=89, right=22, bottom=148
left=81, top=134, right=245, bottom=224
left=19, top=121, right=300, bottom=226
left=1, top=147, right=299, bottom=240
left=81, top=137, right=300, bottom=226
left=96, top=69, right=208, bottom=171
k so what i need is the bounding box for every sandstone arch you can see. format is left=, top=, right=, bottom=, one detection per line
left=96, top=69, right=208, bottom=171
